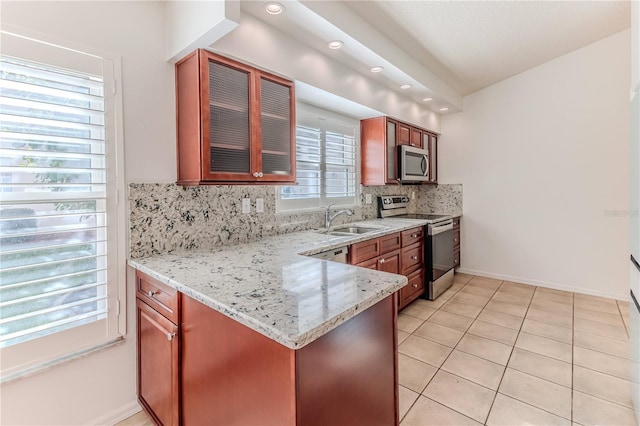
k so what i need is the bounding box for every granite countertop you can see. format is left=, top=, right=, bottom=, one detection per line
left=128, top=218, right=434, bottom=349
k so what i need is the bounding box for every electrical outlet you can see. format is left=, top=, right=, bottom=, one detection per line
left=256, top=198, right=264, bottom=213
left=365, top=194, right=372, bottom=204
left=242, top=198, right=251, bottom=214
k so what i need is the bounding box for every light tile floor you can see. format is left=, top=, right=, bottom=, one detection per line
left=119, top=273, right=637, bottom=426
left=399, top=273, right=637, bottom=426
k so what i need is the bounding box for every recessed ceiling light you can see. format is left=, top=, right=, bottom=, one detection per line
left=440, top=107, right=449, bottom=112
left=265, top=2, right=285, bottom=14
left=400, top=84, right=412, bottom=90
left=328, top=40, right=344, bottom=49
left=423, top=97, right=433, bottom=102
left=370, top=66, right=384, bottom=73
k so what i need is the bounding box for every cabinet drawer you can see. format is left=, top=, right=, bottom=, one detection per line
left=401, top=227, right=424, bottom=247
left=454, top=249, right=461, bottom=269
left=379, top=232, right=401, bottom=254
left=137, top=271, right=180, bottom=323
left=350, top=239, right=380, bottom=264
left=356, top=257, right=379, bottom=270
left=401, top=243, right=424, bottom=275
left=453, top=228, right=460, bottom=248
left=400, top=268, right=424, bottom=308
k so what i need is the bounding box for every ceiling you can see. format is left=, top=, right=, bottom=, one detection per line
left=240, top=0, right=630, bottom=112
left=344, top=1, right=631, bottom=96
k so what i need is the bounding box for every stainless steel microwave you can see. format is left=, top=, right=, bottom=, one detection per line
left=398, top=145, right=430, bottom=182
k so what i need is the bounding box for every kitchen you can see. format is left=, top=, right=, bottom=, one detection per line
left=0, top=1, right=637, bottom=425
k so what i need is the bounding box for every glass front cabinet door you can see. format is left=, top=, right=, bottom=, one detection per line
left=176, top=50, right=295, bottom=185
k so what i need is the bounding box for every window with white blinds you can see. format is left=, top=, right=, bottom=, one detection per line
left=0, top=31, right=124, bottom=378
left=279, top=104, right=358, bottom=211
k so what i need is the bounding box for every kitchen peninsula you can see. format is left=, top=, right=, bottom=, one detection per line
left=129, top=219, right=434, bottom=426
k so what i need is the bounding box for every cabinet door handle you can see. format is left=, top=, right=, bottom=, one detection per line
left=454, top=238, right=458, bottom=243
left=166, top=332, right=176, bottom=341
left=412, top=283, right=418, bottom=288
left=258, top=172, right=264, bottom=177
left=253, top=172, right=259, bottom=177
left=148, top=290, right=158, bottom=298
left=411, top=234, right=418, bottom=238
left=379, top=258, right=385, bottom=264
left=411, top=256, right=418, bottom=260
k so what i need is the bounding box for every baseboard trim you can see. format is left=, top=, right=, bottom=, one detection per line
left=90, top=400, right=141, bottom=426
left=456, top=267, right=628, bottom=301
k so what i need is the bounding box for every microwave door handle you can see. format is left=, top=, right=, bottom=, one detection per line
left=421, top=155, right=429, bottom=176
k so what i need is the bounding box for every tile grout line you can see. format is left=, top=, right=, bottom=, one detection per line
left=482, top=281, right=536, bottom=425
left=399, top=276, right=472, bottom=423
left=424, top=276, right=501, bottom=424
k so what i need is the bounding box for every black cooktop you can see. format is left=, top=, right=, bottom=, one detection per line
left=393, top=213, right=451, bottom=223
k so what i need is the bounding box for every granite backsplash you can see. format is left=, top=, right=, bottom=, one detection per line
left=129, top=183, right=462, bottom=259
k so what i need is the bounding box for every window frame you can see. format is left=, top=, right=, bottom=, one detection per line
left=0, top=28, right=126, bottom=381
left=277, top=103, right=360, bottom=213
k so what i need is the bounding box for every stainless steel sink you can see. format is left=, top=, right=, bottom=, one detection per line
left=331, top=226, right=380, bottom=234
left=315, top=225, right=383, bottom=237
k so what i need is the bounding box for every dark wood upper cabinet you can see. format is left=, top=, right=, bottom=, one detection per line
left=397, top=123, right=411, bottom=146
left=176, top=50, right=296, bottom=185
left=424, top=131, right=438, bottom=183
left=361, top=117, right=398, bottom=185
left=361, top=116, right=438, bottom=186
left=410, top=127, right=423, bottom=148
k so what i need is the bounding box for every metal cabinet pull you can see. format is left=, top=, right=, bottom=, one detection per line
left=379, top=258, right=385, bottom=264
left=411, top=256, right=418, bottom=260
left=258, top=172, right=264, bottom=177
left=166, top=332, right=176, bottom=341
left=411, top=234, right=418, bottom=238
left=253, top=172, right=259, bottom=177
left=412, top=283, right=418, bottom=288
left=148, top=290, right=158, bottom=298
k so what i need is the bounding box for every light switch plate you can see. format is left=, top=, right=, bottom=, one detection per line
left=365, top=194, right=372, bottom=204
left=242, top=198, right=251, bottom=214
left=256, top=198, right=264, bottom=213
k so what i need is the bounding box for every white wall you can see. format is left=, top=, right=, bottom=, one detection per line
left=441, top=30, right=631, bottom=299
left=165, top=0, right=239, bottom=62
left=0, top=1, right=174, bottom=424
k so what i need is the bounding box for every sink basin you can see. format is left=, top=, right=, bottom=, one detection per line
left=330, top=225, right=380, bottom=234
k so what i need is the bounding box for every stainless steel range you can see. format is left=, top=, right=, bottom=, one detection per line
left=378, top=195, right=455, bottom=300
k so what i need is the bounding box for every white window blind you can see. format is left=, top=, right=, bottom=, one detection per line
left=279, top=104, right=358, bottom=211
left=0, top=31, right=123, bottom=378
left=0, top=55, right=107, bottom=347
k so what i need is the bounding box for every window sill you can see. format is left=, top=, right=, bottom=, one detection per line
left=0, top=336, right=126, bottom=385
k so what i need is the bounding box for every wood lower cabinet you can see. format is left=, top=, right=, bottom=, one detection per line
left=136, top=273, right=181, bottom=426
left=350, top=232, right=401, bottom=274
left=349, top=227, right=426, bottom=310
left=181, top=292, right=398, bottom=426
left=453, top=216, right=461, bottom=269
left=136, top=270, right=398, bottom=426
left=175, top=49, right=295, bottom=185
left=399, top=268, right=425, bottom=308
left=377, top=249, right=401, bottom=274
left=399, top=226, right=425, bottom=310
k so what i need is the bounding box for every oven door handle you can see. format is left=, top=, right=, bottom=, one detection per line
left=429, top=222, right=453, bottom=235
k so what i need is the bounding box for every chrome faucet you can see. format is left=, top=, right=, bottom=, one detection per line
left=325, top=203, right=354, bottom=231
